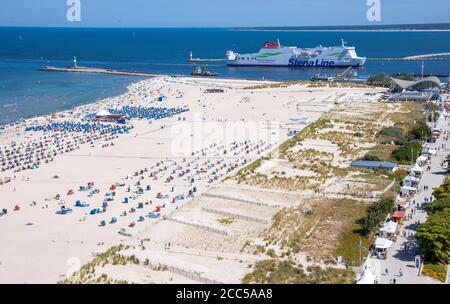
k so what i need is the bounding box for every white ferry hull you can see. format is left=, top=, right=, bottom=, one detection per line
left=226, top=40, right=367, bottom=68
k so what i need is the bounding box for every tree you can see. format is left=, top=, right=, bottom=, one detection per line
left=423, top=103, right=441, bottom=112
left=425, top=198, right=450, bottom=215
left=391, top=142, right=422, bottom=164
left=365, top=73, right=393, bottom=88
left=363, top=197, right=395, bottom=234
left=408, top=122, right=431, bottom=141
left=417, top=180, right=450, bottom=263
left=432, top=179, right=450, bottom=200
left=416, top=213, right=450, bottom=262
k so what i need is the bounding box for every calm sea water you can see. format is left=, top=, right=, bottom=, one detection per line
left=1, top=27, right=450, bottom=123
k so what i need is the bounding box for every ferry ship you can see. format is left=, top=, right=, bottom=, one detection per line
left=226, top=39, right=366, bottom=68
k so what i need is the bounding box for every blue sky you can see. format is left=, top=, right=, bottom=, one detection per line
left=0, top=0, right=449, bottom=27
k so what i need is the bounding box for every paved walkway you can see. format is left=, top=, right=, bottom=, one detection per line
left=366, top=114, right=449, bottom=284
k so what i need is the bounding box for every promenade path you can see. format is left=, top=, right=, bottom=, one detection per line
left=366, top=113, right=449, bottom=284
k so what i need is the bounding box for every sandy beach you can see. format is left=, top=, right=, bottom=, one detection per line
left=0, top=75, right=385, bottom=283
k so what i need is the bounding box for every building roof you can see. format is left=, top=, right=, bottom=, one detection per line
left=350, top=160, right=397, bottom=170
left=391, top=76, right=441, bottom=90
left=392, top=211, right=405, bottom=218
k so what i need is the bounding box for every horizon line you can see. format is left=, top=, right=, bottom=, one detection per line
left=0, top=22, right=449, bottom=30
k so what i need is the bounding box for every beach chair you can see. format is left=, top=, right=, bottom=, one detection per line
left=148, top=212, right=160, bottom=219
left=57, top=207, right=73, bottom=215
left=75, top=200, right=90, bottom=207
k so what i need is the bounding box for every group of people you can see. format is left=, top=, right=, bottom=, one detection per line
left=25, top=121, right=131, bottom=135
left=0, top=122, right=133, bottom=173
left=108, top=105, right=189, bottom=120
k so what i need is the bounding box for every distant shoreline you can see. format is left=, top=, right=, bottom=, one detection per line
left=230, top=22, right=450, bottom=32
left=231, top=29, right=450, bottom=32
left=1, top=22, right=449, bottom=31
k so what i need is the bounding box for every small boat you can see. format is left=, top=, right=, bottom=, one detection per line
left=191, top=64, right=218, bottom=77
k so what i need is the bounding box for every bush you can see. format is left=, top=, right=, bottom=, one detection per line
left=426, top=111, right=440, bottom=123
left=266, top=248, right=277, bottom=258
left=366, top=73, right=393, bottom=88
left=378, top=127, right=404, bottom=138
left=377, top=127, right=406, bottom=145
left=389, top=169, right=408, bottom=181
left=408, top=122, right=431, bottom=141
left=361, top=154, right=381, bottom=161
left=422, top=263, right=447, bottom=282
left=391, top=142, right=421, bottom=163
left=242, top=260, right=354, bottom=284
left=424, top=103, right=441, bottom=112
left=363, top=197, right=396, bottom=234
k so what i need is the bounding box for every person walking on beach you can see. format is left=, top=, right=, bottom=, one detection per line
left=399, top=269, right=404, bottom=277
left=385, top=268, right=389, bottom=276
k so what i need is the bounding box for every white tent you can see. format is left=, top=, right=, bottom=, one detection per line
left=410, top=163, right=423, bottom=173
left=400, top=186, right=417, bottom=196
left=96, top=109, right=111, bottom=117
left=401, top=186, right=417, bottom=191
left=428, top=149, right=437, bottom=156
left=403, top=175, right=420, bottom=187
left=416, top=155, right=427, bottom=166
left=381, top=221, right=398, bottom=234
left=356, top=266, right=376, bottom=284
left=374, top=237, right=393, bottom=249
left=404, top=175, right=420, bottom=182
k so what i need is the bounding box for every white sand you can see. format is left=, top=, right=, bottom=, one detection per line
left=0, top=76, right=384, bottom=283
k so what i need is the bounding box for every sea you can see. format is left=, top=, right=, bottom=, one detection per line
left=1, top=26, right=450, bottom=124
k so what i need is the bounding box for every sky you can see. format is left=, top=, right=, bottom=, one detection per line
left=0, top=0, right=449, bottom=27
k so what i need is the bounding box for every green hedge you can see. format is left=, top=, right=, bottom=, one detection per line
left=363, top=197, right=396, bottom=234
